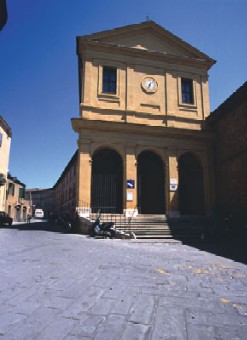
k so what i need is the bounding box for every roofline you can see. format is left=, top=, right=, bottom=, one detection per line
left=77, top=20, right=216, bottom=66
left=25, top=188, right=53, bottom=192
left=53, top=150, right=78, bottom=188
left=7, top=173, right=26, bottom=187
left=207, top=81, right=247, bottom=123
left=0, top=115, right=12, bottom=138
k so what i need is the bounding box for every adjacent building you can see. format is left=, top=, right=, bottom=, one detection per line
left=207, top=81, right=247, bottom=226
left=0, top=115, right=11, bottom=212
left=71, top=20, right=216, bottom=218
left=25, top=188, right=54, bottom=218
left=53, top=151, right=78, bottom=217
left=0, top=0, right=7, bottom=31
left=5, top=174, right=30, bottom=222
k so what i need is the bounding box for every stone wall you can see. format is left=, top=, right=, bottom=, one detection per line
left=208, top=82, right=247, bottom=227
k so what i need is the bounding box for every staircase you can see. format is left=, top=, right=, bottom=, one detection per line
left=93, top=214, right=206, bottom=239
left=117, top=214, right=170, bottom=239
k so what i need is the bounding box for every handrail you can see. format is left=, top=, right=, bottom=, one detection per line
left=125, top=206, right=138, bottom=233
left=76, top=202, right=139, bottom=234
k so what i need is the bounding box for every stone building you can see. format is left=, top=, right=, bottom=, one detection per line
left=0, top=115, right=11, bottom=212
left=0, top=0, right=7, bottom=31
left=71, top=21, right=216, bottom=218
left=207, top=81, right=247, bottom=227
left=53, top=151, right=78, bottom=217
left=5, top=174, right=30, bottom=222
left=25, top=187, right=54, bottom=218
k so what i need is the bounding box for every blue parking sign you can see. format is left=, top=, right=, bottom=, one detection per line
left=127, top=180, right=135, bottom=189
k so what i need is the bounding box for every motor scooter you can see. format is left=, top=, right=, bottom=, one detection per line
left=90, top=210, right=116, bottom=238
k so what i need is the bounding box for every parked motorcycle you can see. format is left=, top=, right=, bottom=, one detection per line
left=90, top=210, right=136, bottom=239
left=90, top=210, right=116, bottom=238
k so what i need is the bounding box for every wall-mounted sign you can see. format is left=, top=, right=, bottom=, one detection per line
left=127, top=192, right=134, bottom=201
left=170, top=178, right=178, bottom=191
left=126, top=179, right=135, bottom=189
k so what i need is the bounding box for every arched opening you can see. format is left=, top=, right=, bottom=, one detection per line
left=178, top=153, right=205, bottom=215
left=137, top=151, right=165, bottom=214
left=91, top=148, right=123, bottom=213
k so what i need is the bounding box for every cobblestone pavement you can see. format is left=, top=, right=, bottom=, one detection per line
left=0, top=223, right=247, bottom=339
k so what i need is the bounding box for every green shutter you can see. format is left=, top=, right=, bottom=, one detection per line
left=19, top=187, right=25, bottom=199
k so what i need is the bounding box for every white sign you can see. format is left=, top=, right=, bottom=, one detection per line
left=170, top=178, right=178, bottom=185
left=127, top=192, right=134, bottom=201
left=170, top=178, right=178, bottom=191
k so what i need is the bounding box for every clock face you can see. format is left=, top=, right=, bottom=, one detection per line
left=142, top=77, right=158, bottom=93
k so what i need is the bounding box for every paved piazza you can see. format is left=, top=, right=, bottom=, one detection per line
left=0, top=223, right=247, bottom=339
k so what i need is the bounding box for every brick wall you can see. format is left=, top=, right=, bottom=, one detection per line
left=208, top=82, right=247, bottom=225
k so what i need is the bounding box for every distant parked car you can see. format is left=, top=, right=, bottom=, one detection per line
left=34, top=209, right=44, bottom=219
left=0, top=211, right=13, bottom=226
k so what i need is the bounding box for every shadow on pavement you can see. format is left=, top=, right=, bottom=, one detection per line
left=179, top=236, right=247, bottom=265
left=8, top=221, right=65, bottom=233
left=3, top=220, right=247, bottom=265
left=168, top=217, right=247, bottom=265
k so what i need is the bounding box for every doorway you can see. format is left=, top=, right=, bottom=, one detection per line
left=178, top=152, right=205, bottom=215
left=137, top=151, right=165, bottom=214
left=91, top=148, right=123, bottom=213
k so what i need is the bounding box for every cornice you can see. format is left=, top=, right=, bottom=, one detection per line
left=71, top=118, right=213, bottom=142
left=78, top=40, right=215, bottom=70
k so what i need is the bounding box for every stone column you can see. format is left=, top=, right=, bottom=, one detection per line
left=76, top=142, right=92, bottom=217
left=124, top=146, right=138, bottom=217
left=167, top=150, right=180, bottom=217
left=164, top=158, right=170, bottom=214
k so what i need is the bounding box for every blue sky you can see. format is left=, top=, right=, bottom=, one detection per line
left=1, top=0, right=246, bottom=188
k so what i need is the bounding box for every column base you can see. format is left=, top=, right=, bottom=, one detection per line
left=124, top=208, right=139, bottom=218
left=167, top=210, right=180, bottom=218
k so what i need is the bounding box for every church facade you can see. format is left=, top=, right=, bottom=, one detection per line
left=71, top=21, right=216, bottom=218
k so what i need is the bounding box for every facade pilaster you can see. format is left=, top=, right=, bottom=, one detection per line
left=76, top=142, right=92, bottom=216
left=124, top=146, right=138, bottom=217
left=167, top=148, right=180, bottom=217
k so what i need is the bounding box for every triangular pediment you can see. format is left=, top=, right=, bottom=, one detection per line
left=99, top=31, right=189, bottom=57
left=81, top=21, right=214, bottom=62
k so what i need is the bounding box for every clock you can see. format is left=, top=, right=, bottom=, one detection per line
left=141, top=77, right=158, bottom=93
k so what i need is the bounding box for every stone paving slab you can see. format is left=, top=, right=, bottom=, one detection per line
left=0, top=225, right=247, bottom=339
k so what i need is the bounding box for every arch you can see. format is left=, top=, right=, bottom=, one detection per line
left=178, top=152, right=205, bottom=215
left=136, top=146, right=166, bottom=165
left=91, top=148, right=123, bottom=213
left=137, top=151, right=165, bottom=214
left=90, top=143, right=125, bottom=161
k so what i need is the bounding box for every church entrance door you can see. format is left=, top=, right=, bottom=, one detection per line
left=137, top=151, right=165, bottom=214
left=91, top=149, right=123, bottom=213
left=178, top=153, right=205, bottom=215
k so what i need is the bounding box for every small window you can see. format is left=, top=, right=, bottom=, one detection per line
left=0, top=132, right=2, bottom=147
left=102, top=66, right=117, bottom=94
left=181, top=78, right=194, bottom=104
left=19, top=187, right=25, bottom=199
left=8, top=183, right=15, bottom=196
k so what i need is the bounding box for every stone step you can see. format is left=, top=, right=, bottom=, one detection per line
left=90, top=214, right=206, bottom=239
